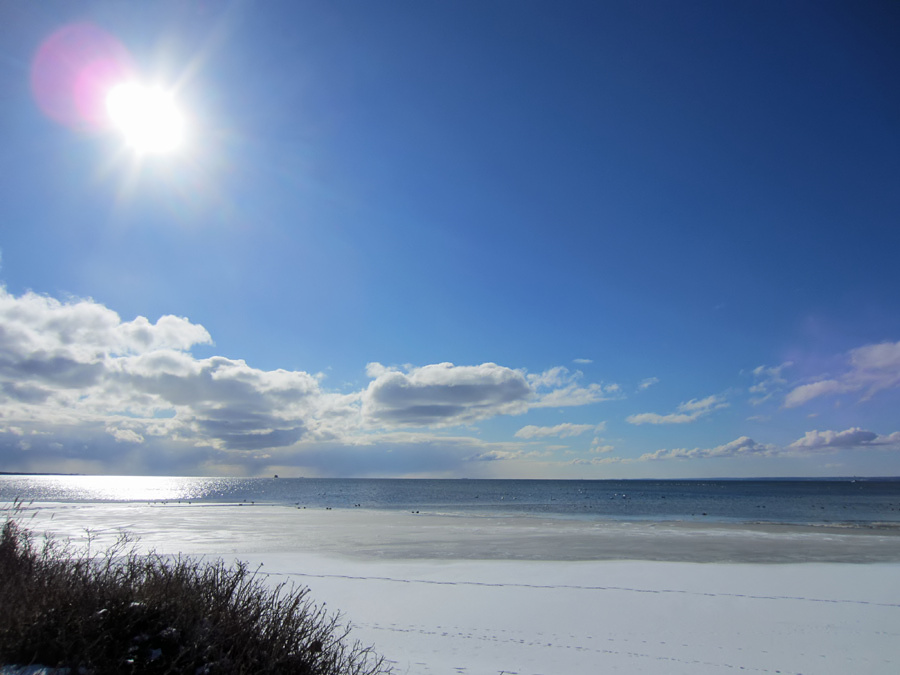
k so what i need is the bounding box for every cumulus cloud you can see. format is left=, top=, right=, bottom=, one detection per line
left=106, top=425, right=145, bottom=444
left=626, top=394, right=728, bottom=425
left=119, top=354, right=322, bottom=450
left=0, top=289, right=211, bottom=360
left=0, top=287, right=620, bottom=474
left=362, top=363, right=615, bottom=428
left=638, top=436, right=777, bottom=461
left=361, top=362, right=532, bottom=426
left=0, top=287, right=323, bottom=463
left=788, top=427, right=900, bottom=451
left=784, top=341, right=900, bottom=407
left=638, top=377, right=659, bottom=390
left=514, top=422, right=603, bottom=439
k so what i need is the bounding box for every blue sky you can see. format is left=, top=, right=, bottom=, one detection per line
left=1, top=0, right=899, bottom=478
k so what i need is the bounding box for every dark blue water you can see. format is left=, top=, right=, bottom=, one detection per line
left=3, top=475, right=900, bottom=527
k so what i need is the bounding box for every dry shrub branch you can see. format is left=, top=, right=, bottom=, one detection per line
left=0, top=507, right=390, bottom=675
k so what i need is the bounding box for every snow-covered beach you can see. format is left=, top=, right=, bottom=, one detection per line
left=8, top=501, right=900, bottom=675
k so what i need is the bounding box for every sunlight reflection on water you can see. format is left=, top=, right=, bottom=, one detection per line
left=3, top=476, right=900, bottom=528
left=0, top=475, right=229, bottom=502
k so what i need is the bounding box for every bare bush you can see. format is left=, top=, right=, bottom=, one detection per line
left=0, top=510, right=390, bottom=675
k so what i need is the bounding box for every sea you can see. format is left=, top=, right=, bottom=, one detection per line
left=2, top=475, right=900, bottom=528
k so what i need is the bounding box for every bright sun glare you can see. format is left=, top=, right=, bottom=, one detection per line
left=106, top=82, right=185, bottom=154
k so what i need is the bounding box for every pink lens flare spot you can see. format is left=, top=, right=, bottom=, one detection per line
left=31, top=23, right=135, bottom=132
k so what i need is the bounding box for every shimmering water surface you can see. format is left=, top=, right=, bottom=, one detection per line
left=2, top=475, right=899, bottom=527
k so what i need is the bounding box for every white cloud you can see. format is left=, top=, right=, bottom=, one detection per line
left=638, top=377, right=659, bottom=390
left=636, top=428, right=900, bottom=464
left=570, top=456, right=622, bottom=465
left=0, top=287, right=320, bottom=460
left=525, top=366, right=568, bottom=389
left=362, top=363, right=616, bottom=428
left=528, top=367, right=620, bottom=408
left=678, top=395, right=724, bottom=413
left=626, top=412, right=696, bottom=425
left=364, top=362, right=391, bottom=378
left=107, top=426, right=145, bottom=444
left=573, top=358, right=593, bottom=364
left=784, top=341, right=900, bottom=407
left=0, top=284, right=624, bottom=474
left=851, top=341, right=900, bottom=387
left=361, top=362, right=532, bottom=427
left=9, top=285, right=784, bottom=477
left=514, top=422, right=603, bottom=439
left=784, top=379, right=844, bottom=408
left=788, top=427, right=900, bottom=451
left=626, top=394, right=728, bottom=425
left=638, top=436, right=777, bottom=461
left=748, top=362, right=791, bottom=405
left=589, top=437, right=614, bottom=454
left=0, top=288, right=211, bottom=362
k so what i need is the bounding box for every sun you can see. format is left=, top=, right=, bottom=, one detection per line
left=106, top=82, right=185, bottom=154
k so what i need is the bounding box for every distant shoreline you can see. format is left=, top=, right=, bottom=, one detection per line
left=2, top=472, right=898, bottom=481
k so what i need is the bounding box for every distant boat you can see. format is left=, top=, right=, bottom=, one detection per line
left=274, top=475, right=279, bottom=479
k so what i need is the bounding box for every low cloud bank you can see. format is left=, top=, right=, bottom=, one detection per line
left=0, top=287, right=613, bottom=475
left=635, top=427, right=900, bottom=464
left=637, top=436, right=777, bottom=462
left=3, top=286, right=897, bottom=477
left=788, top=428, right=900, bottom=450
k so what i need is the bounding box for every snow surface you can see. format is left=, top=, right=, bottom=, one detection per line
left=5, top=502, right=900, bottom=674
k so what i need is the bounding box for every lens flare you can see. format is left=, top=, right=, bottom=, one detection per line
left=31, top=23, right=134, bottom=131
left=106, top=83, right=185, bottom=154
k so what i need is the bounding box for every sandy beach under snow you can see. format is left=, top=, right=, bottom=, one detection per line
left=9, top=502, right=900, bottom=675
